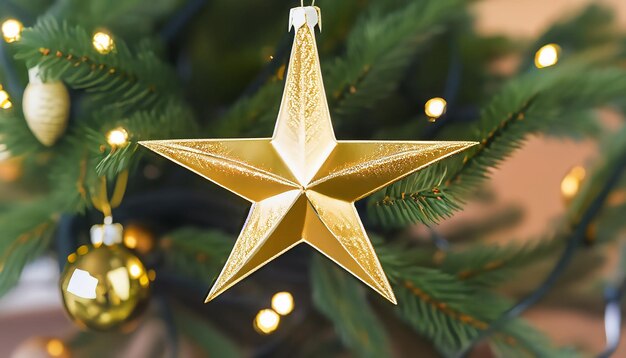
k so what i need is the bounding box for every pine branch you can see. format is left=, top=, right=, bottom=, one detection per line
left=0, top=198, right=58, bottom=297
left=14, top=17, right=180, bottom=111
left=93, top=103, right=198, bottom=177
left=389, top=267, right=572, bottom=357
left=174, top=304, right=240, bottom=358
left=456, top=125, right=626, bottom=357
left=440, top=238, right=562, bottom=287
left=0, top=108, right=45, bottom=155
left=212, top=82, right=283, bottom=137
left=49, top=0, right=182, bottom=42
left=373, top=128, right=626, bottom=294
left=368, top=162, right=461, bottom=227
left=521, top=5, right=617, bottom=70
left=327, top=0, right=465, bottom=129
left=159, top=228, right=231, bottom=284
left=369, top=66, right=626, bottom=227
left=43, top=102, right=197, bottom=211
left=310, top=255, right=391, bottom=358
left=491, top=320, right=577, bottom=358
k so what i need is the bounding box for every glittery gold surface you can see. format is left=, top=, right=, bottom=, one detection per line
left=140, top=7, right=477, bottom=304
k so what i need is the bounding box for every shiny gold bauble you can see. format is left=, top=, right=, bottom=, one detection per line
left=22, top=68, right=70, bottom=147
left=60, top=244, right=150, bottom=331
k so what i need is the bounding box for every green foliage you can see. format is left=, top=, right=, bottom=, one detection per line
left=160, top=228, right=231, bottom=283
left=389, top=267, right=571, bottom=357
left=0, top=198, right=57, bottom=297
left=91, top=103, right=198, bottom=177
left=370, top=65, right=626, bottom=228
left=0, top=109, right=45, bottom=155
left=327, top=0, right=465, bottom=129
left=438, top=238, right=562, bottom=287
left=174, top=305, right=240, bottom=358
left=521, top=5, right=617, bottom=69
left=47, top=0, right=182, bottom=41
left=368, top=162, right=461, bottom=227
left=15, top=17, right=180, bottom=112
left=212, top=82, right=283, bottom=137
left=212, top=0, right=465, bottom=137
left=491, top=320, right=578, bottom=358
left=311, top=255, right=391, bottom=358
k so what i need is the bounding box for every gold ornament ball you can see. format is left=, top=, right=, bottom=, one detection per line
left=60, top=244, right=150, bottom=331
left=22, top=74, right=70, bottom=147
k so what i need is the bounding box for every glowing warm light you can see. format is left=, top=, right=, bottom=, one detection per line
left=123, top=225, right=154, bottom=253
left=535, top=44, right=560, bottom=69
left=424, top=97, right=447, bottom=121
left=271, top=291, right=294, bottom=315
left=92, top=31, right=115, bottom=54
left=2, top=19, right=23, bottom=43
left=124, top=234, right=137, bottom=249
left=106, top=128, right=129, bottom=146
left=46, top=339, right=65, bottom=357
left=129, top=263, right=143, bottom=278
left=254, top=309, right=280, bottom=334
left=561, top=166, right=586, bottom=202
left=0, top=89, right=12, bottom=109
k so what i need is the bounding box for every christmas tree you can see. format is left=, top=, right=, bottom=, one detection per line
left=1, top=0, right=626, bottom=357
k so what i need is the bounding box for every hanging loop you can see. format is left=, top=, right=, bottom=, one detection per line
left=301, top=0, right=315, bottom=7
left=90, top=169, right=129, bottom=220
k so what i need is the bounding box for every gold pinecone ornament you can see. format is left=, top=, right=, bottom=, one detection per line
left=22, top=66, right=70, bottom=146
left=60, top=221, right=150, bottom=331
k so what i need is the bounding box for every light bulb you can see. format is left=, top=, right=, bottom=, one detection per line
left=271, top=291, right=294, bottom=315
left=535, top=44, right=560, bottom=69
left=93, top=31, right=115, bottom=54
left=425, top=97, right=447, bottom=121
left=2, top=19, right=23, bottom=43
left=106, top=128, right=129, bottom=146
left=561, top=166, right=585, bottom=203
left=46, top=339, right=66, bottom=357
left=254, top=309, right=280, bottom=334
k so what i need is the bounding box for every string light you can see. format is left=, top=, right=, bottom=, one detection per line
left=561, top=166, right=586, bottom=203
left=535, top=44, right=560, bottom=69
left=2, top=19, right=23, bottom=43
left=45, top=339, right=66, bottom=357
left=254, top=309, right=280, bottom=334
left=271, top=291, right=294, bottom=315
left=0, top=86, right=12, bottom=109
left=424, top=97, right=447, bottom=122
left=106, top=127, right=129, bottom=146
left=92, top=31, right=115, bottom=54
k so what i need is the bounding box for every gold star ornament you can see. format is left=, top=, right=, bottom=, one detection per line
left=141, top=5, right=477, bottom=304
